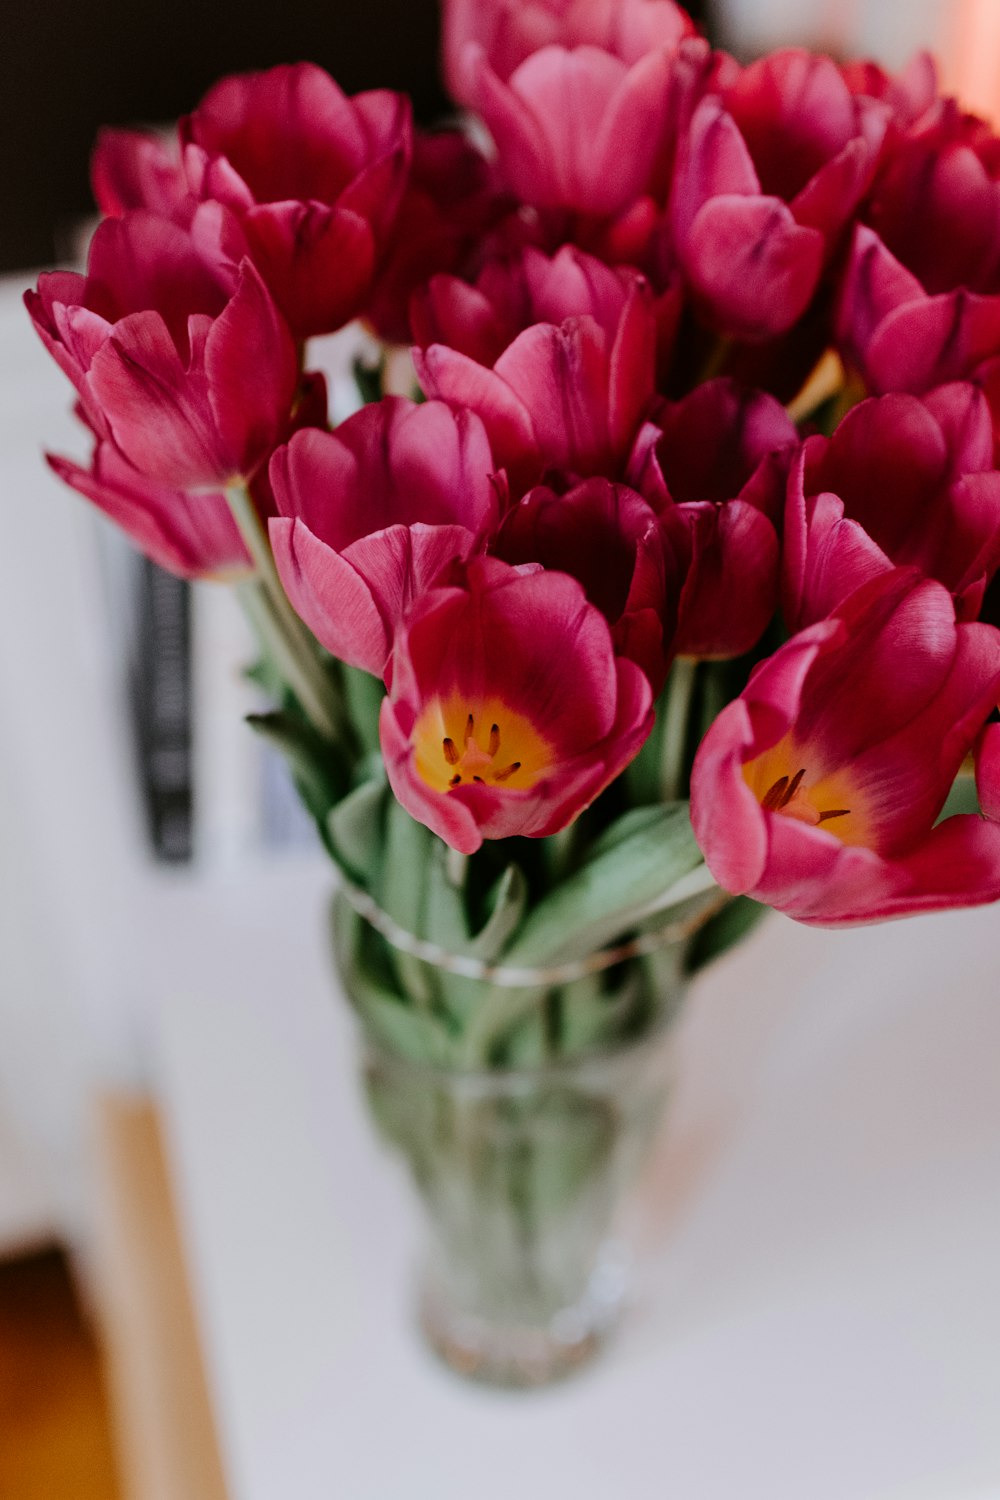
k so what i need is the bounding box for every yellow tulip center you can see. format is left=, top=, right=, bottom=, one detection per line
left=743, top=738, right=865, bottom=844
left=413, top=697, right=553, bottom=794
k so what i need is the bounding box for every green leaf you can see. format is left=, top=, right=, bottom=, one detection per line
left=454, top=805, right=706, bottom=1067
left=341, top=664, right=385, bottom=758
left=331, top=894, right=454, bottom=1065
left=468, top=864, right=528, bottom=961
left=246, top=710, right=348, bottom=826
left=936, top=772, right=981, bottom=823
left=352, top=353, right=385, bottom=406
left=379, top=798, right=439, bottom=1007
left=686, top=894, right=768, bottom=975
left=423, top=840, right=471, bottom=953
left=326, top=776, right=387, bottom=886
left=504, top=803, right=704, bottom=967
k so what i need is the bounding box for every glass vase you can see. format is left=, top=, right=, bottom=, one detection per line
left=335, top=885, right=692, bottom=1386
left=361, top=1019, right=678, bottom=1386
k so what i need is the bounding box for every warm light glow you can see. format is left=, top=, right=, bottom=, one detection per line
left=942, top=0, right=1000, bottom=125
left=413, top=696, right=554, bottom=794
left=743, top=736, right=866, bottom=844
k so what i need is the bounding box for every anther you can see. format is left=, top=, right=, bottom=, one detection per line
left=465, top=713, right=474, bottom=741
left=442, top=737, right=459, bottom=765
left=489, top=724, right=500, bottom=756
left=762, top=775, right=789, bottom=811
left=493, top=761, right=522, bottom=782
left=818, top=808, right=850, bottom=823
left=785, top=767, right=806, bottom=802
left=449, top=773, right=462, bottom=787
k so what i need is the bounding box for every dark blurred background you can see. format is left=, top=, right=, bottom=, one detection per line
left=2, top=0, right=709, bottom=274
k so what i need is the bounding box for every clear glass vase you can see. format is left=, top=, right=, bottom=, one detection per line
left=355, top=971, right=683, bottom=1385
left=330, top=857, right=711, bottom=1384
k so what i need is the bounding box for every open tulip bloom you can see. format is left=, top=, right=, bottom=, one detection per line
left=28, top=4, right=1000, bottom=1062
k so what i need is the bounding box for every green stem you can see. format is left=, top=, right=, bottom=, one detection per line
left=226, top=483, right=344, bottom=744
left=457, top=863, right=721, bottom=1070
left=660, top=656, right=698, bottom=802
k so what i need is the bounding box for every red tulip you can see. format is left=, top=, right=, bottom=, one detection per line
left=690, top=570, right=1000, bottom=924
left=493, top=477, right=673, bottom=688
left=672, top=49, right=888, bottom=340
left=365, top=129, right=508, bottom=346
left=837, top=101, right=1000, bottom=395
left=628, top=379, right=796, bottom=657
left=269, top=398, right=501, bottom=676
left=785, top=384, right=1000, bottom=628
left=413, top=247, right=656, bottom=494
left=48, top=440, right=251, bottom=579
left=380, top=556, right=654, bottom=853
left=840, top=52, right=938, bottom=130
left=91, top=127, right=193, bottom=223
left=181, top=63, right=411, bottom=339
left=467, top=41, right=685, bottom=218
left=26, top=211, right=298, bottom=490
left=443, top=0, right=695, bottom=105
left=46, top=372, right=328, bottom=581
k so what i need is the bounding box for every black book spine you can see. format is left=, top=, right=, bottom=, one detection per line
left=128, top=560, right=194, bottom=863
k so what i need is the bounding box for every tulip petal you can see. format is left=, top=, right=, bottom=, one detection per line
left=87, top=312, right=228, bottom=486
left=271, top=515, right=477, bottom=676
left=684, top=194, right=824, bottom=340
left=205, top=261, right=297, bottom=478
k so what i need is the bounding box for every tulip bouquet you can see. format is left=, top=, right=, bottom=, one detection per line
left=26, top=1, right=1000, bottom=1061
left=25, top=0, right=1000, bottom=1378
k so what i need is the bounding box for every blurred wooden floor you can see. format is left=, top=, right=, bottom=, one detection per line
left=0, top=1248, right=120, bottom=1500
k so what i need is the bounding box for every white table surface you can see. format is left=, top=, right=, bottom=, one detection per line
left=149, top=862, right=1000, bottom=1500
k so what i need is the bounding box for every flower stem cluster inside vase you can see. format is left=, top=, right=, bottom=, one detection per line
left=358, top=933, right=685, bottom=1386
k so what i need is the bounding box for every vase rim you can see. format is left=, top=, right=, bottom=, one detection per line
left=337, top=872, right=724, bottom=989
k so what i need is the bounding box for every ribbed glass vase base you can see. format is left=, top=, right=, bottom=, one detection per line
left=417, top=1242, right=630, bottom=1387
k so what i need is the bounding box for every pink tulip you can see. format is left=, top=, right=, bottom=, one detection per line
left=672, top=49, right=888, bottom=340
left=837, top=102, right=1000, bottom=395
left=467, top=41, right=686, bottom=218
left=413, top=247, right=656, bottom=494
left=269, top=398, right=501, bottom=677
left=380, top=556, right=654, bottom=853
left=48, top=440, right=251, bottom=579
left=443, top=0, right=695, bottom=105
left=46, top=372, right=328, bottom=581
left=91, top=128, right=194, bottom=223
left=840, top=52, right=938, bottom=130
left=785, top=384, right=1000, bottom=628
left=26, top=211, right=298, bottom=491
left=628, top=379, right=797, bottom=657
left=493, top=477, right=672, bottom=688
left=181, top=63, right=411, bottom=339
left=690, top=570, right=1000, bottom=924
left=365, top=129, right=508, bottom=346
left=412, top=242, right=635, bottom=363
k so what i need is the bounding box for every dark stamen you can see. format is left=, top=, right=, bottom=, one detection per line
left=785, top=767, right=806, bottom=803
left=465, top=713, right=474, bottom=741
left=762, top=768, right=808, bottom=812
left=818, top=808, right=850, bottom=823
left=489, top=724, right=500, bottom=756
left=473, top=775, right=484, bottom=783
left=761, top=775, right=789, bottom=811
left=494, top=761, right=522, bottom=782
left=449, top=773, right=462, bottom=787
left=442, top=737, right=459, bottom=765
